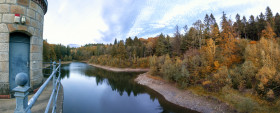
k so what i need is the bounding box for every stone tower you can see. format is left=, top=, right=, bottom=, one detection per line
left=0, top=0, right=48, bottom=98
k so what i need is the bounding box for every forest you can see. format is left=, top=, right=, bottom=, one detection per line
left=43, top=7, right=280, bottom=112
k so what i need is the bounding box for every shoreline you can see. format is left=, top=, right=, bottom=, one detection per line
left=88, top=63, right=150, bottom=72
left=88, top=63, right=234, bottom=113
left=135, top=73, right=234, bottom=113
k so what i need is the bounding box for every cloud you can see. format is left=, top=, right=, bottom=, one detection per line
left=43, top=0, right=280, bottom=45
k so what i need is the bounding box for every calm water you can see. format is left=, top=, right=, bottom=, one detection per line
left=57, top=62, right=197, bottom=113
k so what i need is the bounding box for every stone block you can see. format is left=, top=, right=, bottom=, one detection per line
left=17, top=0, right=29, bottom=7
left=0, top=52, right=8, bottom=61
left=0, top=72, right=8, bottom=82
left=31, top=36, right=38, bottom=44
left=31, top=19, right=38, bottom=28
left=0, top=61, right=8, bottom=72
left=28, top=27, right=35, bottom=35
left=30, top=1, right=38, bottom=11
left=0, top=4, right=10, bottom=13
left=30, top=53, right=41, bottom=61
left=30, top=60, right=41, bottom=69
left=0, top=0, right=5, bottom=3
left=31, top=44, right=40, bottom=52
left=18, top=25, right=27, bottom=31
left=11, top=5, right=26, bottom=15
left=7, top=24, right=17, bottom=32
left=0, top=24, right=8, bottom=33
left=0, top=33, right=9, bottom=43
left=0, top=43, right=8, bottom=52
left=6, top=0, right=17, bottom=4
left=27, top=9, right=35, bottom=19
left=36, top=13, right=42, bottom=22
left=25, top=16, right=30, bottom=25
left=2, top=14, right=14, bottom=23
left=37, top=6, right=43, bottom=16
left=38, top=38, right=43, bottom=46
left=0, top=83, right=10, bottom=95
left=0, top=14, right=2, bottom=23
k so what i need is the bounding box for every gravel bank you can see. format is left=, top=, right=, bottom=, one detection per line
left=135, top=72, right=235, bottom=113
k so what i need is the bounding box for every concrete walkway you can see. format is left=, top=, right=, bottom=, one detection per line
left=0, top=82, right=64, bottom=113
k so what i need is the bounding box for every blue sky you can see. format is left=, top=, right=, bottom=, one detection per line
left=43, top=0, right=280, bottom=46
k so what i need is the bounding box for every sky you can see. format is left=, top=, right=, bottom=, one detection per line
left=43, top=0, right=280, bottom=46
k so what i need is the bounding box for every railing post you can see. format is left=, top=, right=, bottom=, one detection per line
left=52, top=61, right=57, bottom=113
left=13, top=73, right=31, bottom=113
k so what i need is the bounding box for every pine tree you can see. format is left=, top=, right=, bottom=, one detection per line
left=257, top=12, right=266, bottom=39
left=274, top=13, right=280, bottom=37
left=155, top=33, right=166, bottom=56
left=247, top=15, right=258, bottom=40
left=172, top=25, right=181, bottom=56
left=265, top=6, right=274, bottom=30
left=241, top=16, right=247, bottom=38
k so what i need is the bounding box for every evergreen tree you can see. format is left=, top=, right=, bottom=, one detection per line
left=247, top=15, right=258, bottom=40
left=172, top=25, right=181, bottom=56
left=275, top=13, right=280, bottom=37
left=155, top=33, right=166, bottom=56
left=241, top=16, right=248, bottom=38
left=265, top=6, right=274, bottom=29
left=125, top=37, right=133, bottom=46
left=257, top=12, right=266, bottom=39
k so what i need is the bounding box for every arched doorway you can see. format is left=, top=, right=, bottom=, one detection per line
left=9, top=32, right=30, bottom=92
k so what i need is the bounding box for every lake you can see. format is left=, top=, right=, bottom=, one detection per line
left=57, top=62, right=197, bottom=113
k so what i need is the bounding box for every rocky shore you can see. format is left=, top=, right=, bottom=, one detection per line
left=135, top=73, right=235, bottom=113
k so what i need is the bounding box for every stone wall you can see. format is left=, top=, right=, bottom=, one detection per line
left=0, top=0, right=47, bottom=95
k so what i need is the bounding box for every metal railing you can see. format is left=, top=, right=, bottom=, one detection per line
left=13, top=59, right=62, bottom=113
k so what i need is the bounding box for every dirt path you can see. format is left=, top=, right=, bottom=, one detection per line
left=88, top=63, right=149, bottom=72
left=135, top=73, right=235, bottom=113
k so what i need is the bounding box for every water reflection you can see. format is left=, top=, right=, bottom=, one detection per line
left=56, top=62, right=197, bottom=113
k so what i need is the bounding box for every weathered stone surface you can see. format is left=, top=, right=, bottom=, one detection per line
left=17, top=25, right=27, bottom=31
left=30, top=1, right=38, bottom=11
left=11, top=5, right=26, bottom=15
left=0, top=83, right=9, bottom=95
left=0, top=14, right=2, bottom=23
left=25, top=16, right=31, bottom=25
left=0, top=4, right=10, bottom=13
left=0, top=43, right=8, bottom=52
left=0, top=0, right=5, bottom=3
left=36, top=13, right=42, bottom=22
left=27, top=9, right=36, bottom=19
left=0, top=52, right=8, bottom=61
left=30, top=60, right=41, bottom=69
left=0, top=72, right=8, bottom=82
left=31, top=36, right=38, bottom=44
left=0, top=61, right=8, bottom=72
left=37, top=6, right=44, bottom=16
left=31, top=44, right=40, bottom=52
left=2, top=14, right=14, bottom=23
left=17, top=0, right=29, bottom=7
left=0, top=33, right=9, bottom=43
left=30, top=69, right=42, bottom=80
left=0, top=24, right=8, bottom=33
left=31, top=19, right=38, bottom=28
left=38, top=38, right=43, bottom=46
left=30, top=53, right=41, bottom=61
left=28, top=27, right=35, bottom=35
left=6, top=0, right=17, bottom=4
left=7, top=24, right=17, bottom=32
